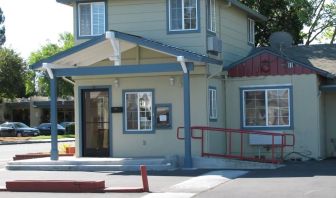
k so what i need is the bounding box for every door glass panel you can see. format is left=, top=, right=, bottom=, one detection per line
left=82, top=89, right=109, bottom=157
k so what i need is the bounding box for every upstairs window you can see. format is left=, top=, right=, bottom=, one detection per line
left=241, top=86, right=292, bottom=129
left=207, top=0, right=216, bottom=32
left=168, top=0, right=198, bottom=32
left=247, top=18, right=255, bottom=44
left=78, top=2, right=105, bottom=37
left=209, top=87, right=218, bottom=121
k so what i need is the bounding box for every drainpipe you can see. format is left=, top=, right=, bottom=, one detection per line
left=42, top=63, right=59, bottom=161
left=177, top=56, right=192, bottom=168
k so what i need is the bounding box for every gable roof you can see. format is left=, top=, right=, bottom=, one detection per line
left=30, top=30, right=222, bottom=69
left=225, top=44, right=336, bottom=78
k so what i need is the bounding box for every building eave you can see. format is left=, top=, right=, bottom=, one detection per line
left=228, top=0, right=267, bottom=21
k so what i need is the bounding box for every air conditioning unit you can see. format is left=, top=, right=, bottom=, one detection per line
left=207, top=36, right=222, bottom=53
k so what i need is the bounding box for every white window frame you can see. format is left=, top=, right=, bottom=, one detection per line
left=209, top=87, right=218, bottom=120
left=124, top=91, right=153, bottom=132
left=247, top=18, right=255, bottom=44
left=168, top=0, right=198, bottom=31
left=242, top=87, right=291, bottom=128
left=78, top=2, right=105, bottom=37
left=207, top=0, right=216, bottom=32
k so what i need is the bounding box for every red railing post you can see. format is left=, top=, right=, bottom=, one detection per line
left=201, top=129, right=204, bottom=157
left=229, top=131, right=232, bottom=155
left=271, top=135, right=275, bottom=163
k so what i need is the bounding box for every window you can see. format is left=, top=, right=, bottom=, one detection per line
left=124, top=90, right=153, bottom=132
left=78, top=2, right=105, bottom=37
left=247, top=18, right=255, bottom=44
left=207, top=0, right=216, bottom=32
left=209, top=87, right=217, bottom=120
left=168, top=0, right=198, bottom=32
left=241, top=86, right=292, bottom=129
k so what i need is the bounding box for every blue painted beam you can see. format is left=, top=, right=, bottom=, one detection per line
left=54, top=63, right=193, bottom=77
left=50, top=76, right=59, bottom=161
left=183, top=62, right=193, bottom=168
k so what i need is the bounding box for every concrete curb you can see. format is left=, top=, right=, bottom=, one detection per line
left=0, top=138, right=75, bottom=145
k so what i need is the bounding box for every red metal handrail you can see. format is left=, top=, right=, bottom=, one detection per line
left=177, top=126, right=295, bottom=163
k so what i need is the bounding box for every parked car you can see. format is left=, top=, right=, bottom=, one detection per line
left=36, top=123, right=66, bottom=135
left=0, top=122, right=40, bottom=137
left=59, top=122, right=75, bottom=134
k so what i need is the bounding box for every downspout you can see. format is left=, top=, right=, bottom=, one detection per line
left=42, top=63, right=59, bottom=161
left=177, top=56, right=192, bottom=168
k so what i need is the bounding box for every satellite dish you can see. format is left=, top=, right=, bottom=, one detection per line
left=269, top=32, right=293, bottom=49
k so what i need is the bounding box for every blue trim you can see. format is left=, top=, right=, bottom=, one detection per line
left=155, top=103, right=173, bottom=129
left=166, top=0, right=201, bottom=34
left=76, top=0, right=107, bottom=40
left=54, top=63, right=191, bottom=77
left=113, top=31, right=221, bottom=65
left=30, top=30, right=222, bottom=69
left=50, top=76, right=59, bottom=160
left=30, top=35, right=106, bottom=69
left=183, top=64, right=192, bottom=168
left=208, top=86, right=218, bottom=122
left=78, top=85, right=113, bottom=157
left=122, top=89, right=155, bottom=134
left=239, top=85, right=294, bottom=130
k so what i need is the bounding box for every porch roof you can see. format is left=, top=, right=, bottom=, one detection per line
left=30, top=30, right=222, bottom=70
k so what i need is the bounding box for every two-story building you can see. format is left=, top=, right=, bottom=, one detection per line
left=32, top=0, right=336, bottom=166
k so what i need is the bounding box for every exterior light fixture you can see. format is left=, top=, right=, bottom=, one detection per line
left=114, top=79, right=119, bottom=87
left=169, top=77, right=175, bottom=86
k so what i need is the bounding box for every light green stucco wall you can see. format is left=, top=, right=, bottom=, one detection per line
left=225, top=75, right=322, bottom=159
left=218, top=1, right=253, bottom=66
left=73, top=73, right=208, bottom=158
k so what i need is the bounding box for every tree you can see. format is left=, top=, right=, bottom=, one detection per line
left=0, top=48, right=25, bottom=100
left=240, top=0, right=313, bottom=46
left=28, top=32, right=74, bottom=97
left=304, top=0, right=336, bottom=45
left=0, top=7, right=5, bottom=46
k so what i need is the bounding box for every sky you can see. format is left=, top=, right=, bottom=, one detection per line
left=0, top=0, right=73, bottom=60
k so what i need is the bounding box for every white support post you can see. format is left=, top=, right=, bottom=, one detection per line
left=177, top=56, right=188, bottom=73
left=106, top=31, right=121, bottom=66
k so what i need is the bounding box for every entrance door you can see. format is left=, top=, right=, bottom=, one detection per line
left=82, top=89, right=110, bottom=157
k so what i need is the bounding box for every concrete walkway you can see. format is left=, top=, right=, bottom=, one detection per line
left=0, top=138, right=75, bottom=145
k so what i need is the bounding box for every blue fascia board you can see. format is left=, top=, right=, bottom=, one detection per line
left=113, top=31, right=222, bottom=65
left=30, top=30, right=222, bottom=70
left=30, top=35, right=106, bottom=70
left=53, top=63, right=194, bottom=77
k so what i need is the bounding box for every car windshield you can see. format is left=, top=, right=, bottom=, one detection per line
left=14, top=123, right=29, bottom=128
left=0, top=123, right=11, bottom=127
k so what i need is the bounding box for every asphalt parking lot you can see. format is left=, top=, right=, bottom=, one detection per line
left=196, top=158, right=336, bottom=198
left=1, top=159, right=336, bottom=198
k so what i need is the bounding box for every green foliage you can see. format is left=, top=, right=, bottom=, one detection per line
left=0, top=48, right=25, bottom=99
left=304, top=0, right=336, bottom=45
left=0, top=7, right=5, bottom=46
left=240, top=0, right=313, bottom=46
left=28, top=32, right=74, bottom=97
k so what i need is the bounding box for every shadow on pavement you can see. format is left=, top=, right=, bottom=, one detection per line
left=242, top=158, right=336, bottom=178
